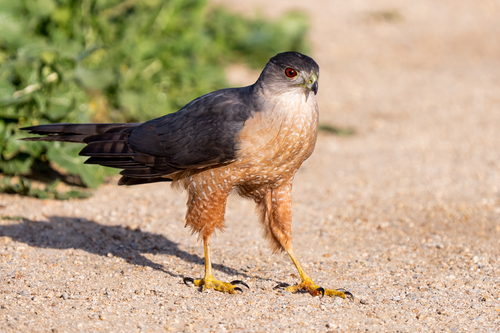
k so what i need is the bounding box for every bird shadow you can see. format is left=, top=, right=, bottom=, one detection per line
left=0, top=215, right=250, bottom=279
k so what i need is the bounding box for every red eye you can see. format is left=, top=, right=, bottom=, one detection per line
left=285, top=68, right=297, bottom=78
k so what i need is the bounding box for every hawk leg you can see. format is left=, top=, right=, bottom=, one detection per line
left=255, top=183, right=353, bottom=300
left=275, top=247, right=353, bottom=300
left=183, top=239, right=249, bottom=294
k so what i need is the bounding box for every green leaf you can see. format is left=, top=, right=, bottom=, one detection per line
left=0, top=154, right=33, bottom=174
left=73, top=67, right=115, bottom=90
left=0, top=79, right=15, bottom=100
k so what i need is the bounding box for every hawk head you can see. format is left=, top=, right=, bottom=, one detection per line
left=258, top=51, right=319, bottom=96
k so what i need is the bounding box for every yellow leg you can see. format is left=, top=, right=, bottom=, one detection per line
left=183, top=239, right=249, bottom=294
left=279, top=247, right=353, bottom=300
left=199, top=239, right=214, bottom=283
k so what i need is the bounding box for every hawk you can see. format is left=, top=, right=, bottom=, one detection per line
left=22, top=52, right=352, bottom=299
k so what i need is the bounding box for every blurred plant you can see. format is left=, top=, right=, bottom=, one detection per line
left=0, top=0, right=309, bottom=198
left=366, top=9, right=404, bottom=23
left=318, top=124, right=355, bottom=136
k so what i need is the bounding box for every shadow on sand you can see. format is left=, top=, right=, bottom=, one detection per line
left=0, top=215, right=249, bottom=279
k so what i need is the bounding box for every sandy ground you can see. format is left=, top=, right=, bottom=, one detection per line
left=1, top=0, right=500, bottom=332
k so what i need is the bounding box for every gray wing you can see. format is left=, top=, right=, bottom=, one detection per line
left=127, top=86, right=259, bottom=169
left=21, top=85, right=260, bottom=185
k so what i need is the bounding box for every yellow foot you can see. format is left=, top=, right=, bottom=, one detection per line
left=274, top=278, right=353, bottom=300
left=183, top=277, right=249, bottom=294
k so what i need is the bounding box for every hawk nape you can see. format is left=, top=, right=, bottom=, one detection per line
left=21, top=52, right=353, bottom=300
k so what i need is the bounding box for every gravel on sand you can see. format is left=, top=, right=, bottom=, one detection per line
left=1, top=0, right=500, bottom=332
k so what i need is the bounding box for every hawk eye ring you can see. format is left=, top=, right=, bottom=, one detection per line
left=285, top=67, right=298, bottom=78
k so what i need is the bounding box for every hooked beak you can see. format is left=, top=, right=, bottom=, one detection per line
left=305, top=73, right=318, bottom=95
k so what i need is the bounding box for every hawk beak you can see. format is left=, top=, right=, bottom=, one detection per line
left=305, top=73, right=318, bottom=95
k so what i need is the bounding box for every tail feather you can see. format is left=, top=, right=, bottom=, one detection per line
left=118, top=176, right=171, bottom=186
left=21, top=123, right=139, bottom=139
left=20, top=122, right=174, bottom=186
left=84, top=157, right=137, bottom=165
left=79, top=140, right=137, bottom=156
left=119, top=167, right=163, bottom=178
left=22, top=135, right=90, bottom=143
left=83, top=132, right=129, bottom=143
left=84, top=157, right=146, bottom=170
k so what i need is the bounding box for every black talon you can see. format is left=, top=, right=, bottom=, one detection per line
left=344, top=291, right=354, bottom=301
left=183, top=277, right=195, bottom=285
left=233, top=287, right=243, bottom=293
left=316, top=287, right=325, bottom=297
left=337, top=288, right=354, bottom=301
left=273, top=282, right=290, bottom=290
left=231, top=280, right=250, bottom=289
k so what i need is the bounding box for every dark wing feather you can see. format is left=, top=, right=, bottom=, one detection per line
left=20, top=85, right=260, bottom=186
left=21, top=123, right=140, bottom=140
left=127, top=86, right=259, bottom=169
left=118, top=176, right=172, bottom=186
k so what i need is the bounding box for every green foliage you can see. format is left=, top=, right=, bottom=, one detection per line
left=318, top=124, right=356, bottom=136
left=1, top=177, right=92, bottom=199
left=0, top=0, right=309, bottom=198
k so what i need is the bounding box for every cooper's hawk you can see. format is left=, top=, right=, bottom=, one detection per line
left=22, top=52, right=352, bottom=299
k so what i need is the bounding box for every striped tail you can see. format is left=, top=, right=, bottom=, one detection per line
left=21, top=123, right=173, bottom=185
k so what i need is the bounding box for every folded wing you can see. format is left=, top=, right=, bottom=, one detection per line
left=21, top=86, right=258, bottom=185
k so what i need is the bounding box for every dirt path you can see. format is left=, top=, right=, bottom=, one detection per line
left=1, top=0, right=500, bottom=332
